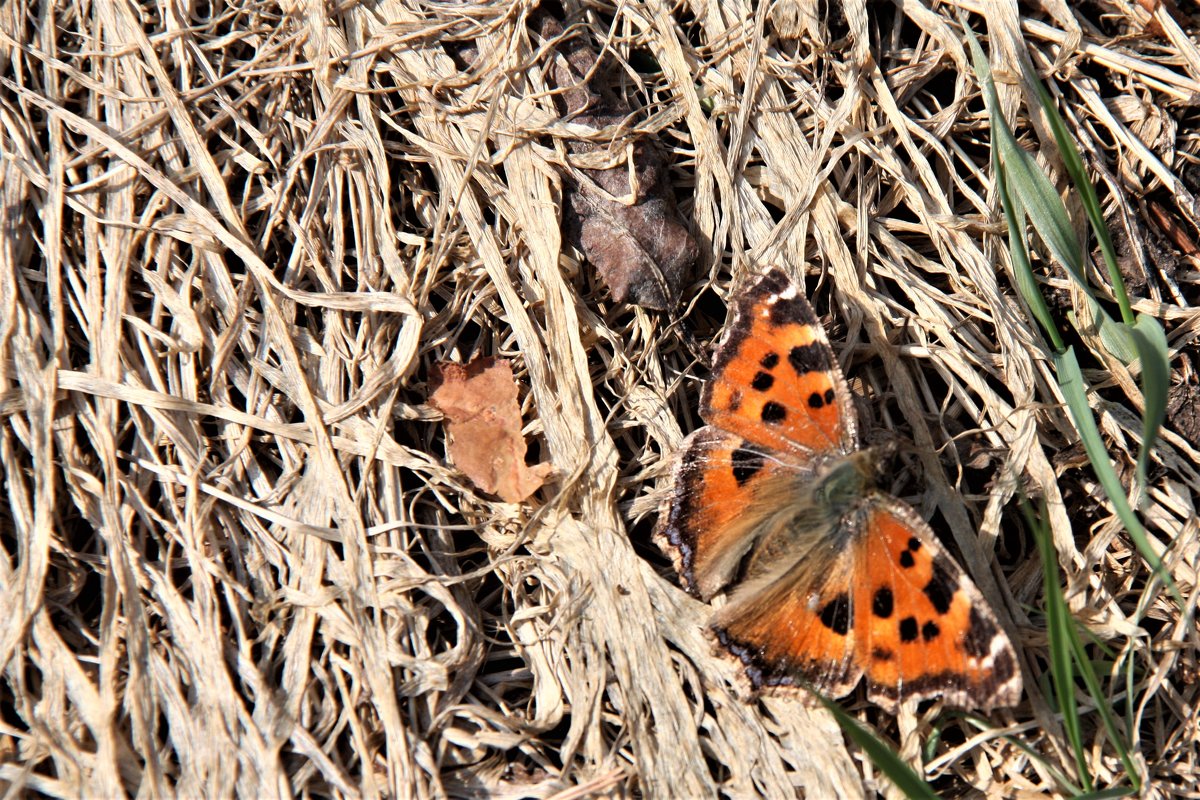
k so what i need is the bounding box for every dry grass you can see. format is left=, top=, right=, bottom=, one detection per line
left=1, top=0, right=1198, bottom=796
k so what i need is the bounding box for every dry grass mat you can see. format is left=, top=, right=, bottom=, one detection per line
left=2, top=0, right=1199, bottom=797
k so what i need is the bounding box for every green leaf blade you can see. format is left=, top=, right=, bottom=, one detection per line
left=815, top=695, right=940, bottom=800
left=1129, top=315, right=1170, bottom=498
left=1052, top=348, right=1180, bottom=605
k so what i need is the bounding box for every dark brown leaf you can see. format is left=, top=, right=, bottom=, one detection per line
left=537, top=13, right=697, bottom=310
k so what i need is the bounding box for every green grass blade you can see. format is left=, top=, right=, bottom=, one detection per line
left=1129, top=314, right=1170, bottom=501
left=1073, top=790, right=1137, bottom=800
left=1026, top=497, right=1090, bottom=790
left=1002, top=31, right=1170, bottom=522
left=1026, top=70, right=1134, bottom=323
left=968, top=24, right=1178, bottom=605
left=969, top=35, right=1063, bottom=351
left=993, top=148, right=1063, bottom=350
left=1027, top=494, right=1137, bottom=796
left=1067, top=623, right=1143, bottom=791
left=1122, top=649, right=1139, bottom=786
left=998, top=139, right=1090, bottom=297
left=964, top=32, right=1091, bottom=301
left=1019, top=49, right=1171, bottom=497
left=1081, top=296, right=1137, bottom=364
left=814, top=695, right=939, bottom=800
left=1052, top=348, right=1181, bottom=606
left=1027, top=497, right=1142, bottom=792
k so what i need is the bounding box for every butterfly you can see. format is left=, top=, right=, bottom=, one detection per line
left=655, top=268, right=1022, bottom=712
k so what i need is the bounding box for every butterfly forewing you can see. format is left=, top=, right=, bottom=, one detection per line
left=701, top=269, right=857, bottom=458
left=852, top=501, right=1022, bottom=711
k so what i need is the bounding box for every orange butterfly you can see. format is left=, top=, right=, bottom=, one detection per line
left=655, top=268, right=1021, bottom=711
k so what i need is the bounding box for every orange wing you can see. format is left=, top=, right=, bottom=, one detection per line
left=851, top=501, right=1022, bottom=712
left=654, top=427, right=812, bottom=600
left=709, top=537, right=861, bottom=699
left=701, top=269, right=856, bottom=458
left=702, top=498, right=1023, bottom=710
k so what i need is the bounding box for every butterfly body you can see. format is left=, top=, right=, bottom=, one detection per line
left=656, top=269, right=1021, bottom=712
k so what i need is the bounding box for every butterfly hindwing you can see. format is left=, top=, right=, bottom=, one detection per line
left=654, top=426, right=810, bottom=600
left=707, top=499, right=1021, bottom=711
left=712, top=544, right=862, bottom=699
left=701, top=269, right=857, bottom=458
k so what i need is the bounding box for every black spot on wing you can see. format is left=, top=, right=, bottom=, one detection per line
left=807, top=391, right=826, bottom=409
left=731, top=447, right=765, bottom=487
left=788, top=343, right=829, bottom=376
left=989, top=647, right=1018, bottom=686
left=760, top=352, right=779, bottom=369
left=752, top=371, right=775, bottom=391
left=819, top=593, right=851, bottom=636
left=923, top=561, right=956, bottom=615
left=899, top=551, right=915, bottom=568
left=767, top=292, right=819, bottom=327
left=899, top=616, right=919, bottom=642
left=761, top=401, right=786, bottom=423
left=872, top=588, right=893, bottom=618
left=922, top=620, right=941, bottom=641
left=872, top=647, right=894, bottom=662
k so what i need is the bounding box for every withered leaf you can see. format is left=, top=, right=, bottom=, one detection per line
left=538, top=13, right=698, bottom=310
left=429, top=357, right=552, bottom=503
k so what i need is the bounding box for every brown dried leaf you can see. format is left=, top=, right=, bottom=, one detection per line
left=537, top=13, right=697, bottom=310
left=429, top=357, right=552, bottom=503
